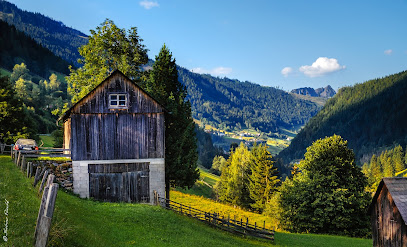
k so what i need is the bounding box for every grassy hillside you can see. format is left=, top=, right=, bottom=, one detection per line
left=0, top=155, right=371, bottom=246
left=278, top=70, right=407, bottom=164
left=174, top=167, right=220, bottom=198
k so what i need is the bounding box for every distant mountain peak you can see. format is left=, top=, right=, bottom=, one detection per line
left=291, top=85, right=336, bottom=98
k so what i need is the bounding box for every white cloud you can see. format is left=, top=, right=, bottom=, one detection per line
left=191, top=67, right=233, bottom=76
left=299, top=57, right=346, bottom=77
left=281, top=67, right=293, bottom=77
left=139, top=1, right=159, bottom=9
left=384, top=49, right=393, bottom=55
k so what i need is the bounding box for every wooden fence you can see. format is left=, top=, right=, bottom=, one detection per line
left=0, top=143, right=13, bottom=154
left=154, top=192, right=274, bottom=241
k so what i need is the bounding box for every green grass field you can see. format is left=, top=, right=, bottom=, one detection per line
left=0, top=155, right=372, bottom=246
left=39, top=134, right=55, bottom=147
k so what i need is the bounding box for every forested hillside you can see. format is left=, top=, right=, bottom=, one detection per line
left=278, top=70, right=407, bottom=164
left=0, top=0, right=87, bottom=66
left=178, top=68, right=320, bottom=134
left=0, top=20, right=71, bottom=77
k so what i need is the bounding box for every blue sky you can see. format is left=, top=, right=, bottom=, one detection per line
left=7, top=0, right=407, bottom=91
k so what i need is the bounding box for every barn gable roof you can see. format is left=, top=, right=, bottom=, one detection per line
left=369, top=177, right=407, bottom=224
left=59, top=70, right=166, bottom=122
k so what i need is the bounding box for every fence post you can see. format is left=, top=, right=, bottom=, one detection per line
left=27, top=162, right=32, bottom=177
left=38, top=170, right=49, bottom=194
left=34, top=183, right=59, bottom=247
left=16, top=151, right=21, bottom=166
left=34, top=167, right=45, bottom=187
left=263, top=221, right=265, bottom=230
left=33, top=166, right=41, bottom=186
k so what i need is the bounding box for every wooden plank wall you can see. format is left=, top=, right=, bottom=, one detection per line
left=70, top=113, right=164, bottom=160
left=372, top=184, right=407, bottom=247
left=89, top=163, right=149, bottom=202
left=72, top=73, right=163, bottom=115
left=64, top=73, right=165, bottom=161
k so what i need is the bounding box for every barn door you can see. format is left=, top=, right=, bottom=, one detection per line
left=89, top=163, right=150, bottom=202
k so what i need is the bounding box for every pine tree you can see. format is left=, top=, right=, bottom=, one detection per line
left=248, top=143, right=279, bottom=212
left=143, top=44, right=199, bottom=199
left=370, top=154, right=381, bottom=181
left=393, top=145, right=405, bottom=173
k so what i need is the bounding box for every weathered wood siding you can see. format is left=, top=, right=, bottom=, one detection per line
left=89, top=163, right=149, bottom=202
left=371, top=184, right=407, bottom=247
left=71, top=73, right=163, bottom=115
left=65, top=72, right=165, bottom=161
left=70, top=113, right=164, bottom=160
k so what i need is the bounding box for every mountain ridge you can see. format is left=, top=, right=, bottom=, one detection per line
left=278, top=70, right=407, bottom=165
left=291, top=85, right=336, bottom=98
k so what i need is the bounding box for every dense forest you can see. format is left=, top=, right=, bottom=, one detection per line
left=278, top=70, right=407, bottom=165
left=0, top=19, right=71, bottom=77
left=178, top=68, right=321, bottom=133
left=362, top=145, right=407, bottom=193
left=0, top=0, right=87, bottom=67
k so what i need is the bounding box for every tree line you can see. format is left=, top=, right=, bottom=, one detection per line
left=362, top=145, right=407, bottom=193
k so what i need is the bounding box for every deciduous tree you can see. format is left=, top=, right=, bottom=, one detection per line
left=66, top=19, right=148, bottom=104
left=278, top=135, right=370, bottom=237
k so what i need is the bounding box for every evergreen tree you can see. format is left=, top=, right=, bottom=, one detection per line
left=393, top=145, right=405, bottom=173
left=248, top=143, right=279, bottom=212
left=66, top=19, right=148, bottom=104
left=143, top=44, right=199, bottom=199
left=370, top=154, right=381, bottom=181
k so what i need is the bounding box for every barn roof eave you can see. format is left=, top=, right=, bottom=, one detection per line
left=58, top=70, right=168, bottom=123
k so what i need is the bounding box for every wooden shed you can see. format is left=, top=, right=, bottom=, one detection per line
left=61, top=70, right=165, bottom=203
left=369, top=177, right=407, bottom=247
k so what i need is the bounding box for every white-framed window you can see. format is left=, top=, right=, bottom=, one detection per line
left=109, top=93, right=128, bottom=108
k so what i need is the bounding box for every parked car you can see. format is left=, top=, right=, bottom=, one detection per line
left=14, top=138, right=38, bottom=151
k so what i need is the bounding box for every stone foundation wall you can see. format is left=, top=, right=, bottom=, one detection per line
left=72, top=159, right=165, bottom=204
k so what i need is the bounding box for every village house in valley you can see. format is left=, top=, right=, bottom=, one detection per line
left=369, top=177, right=407, bottom=247
left=60, top=70, right=165, bottom=203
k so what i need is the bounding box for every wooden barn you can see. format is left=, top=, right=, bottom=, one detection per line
left=369, top=177, right=407, bottom=247
left=60, top=70, right=165, bottom=203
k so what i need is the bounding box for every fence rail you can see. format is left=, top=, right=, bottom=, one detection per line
left=154, top=192, right=274, bottom=241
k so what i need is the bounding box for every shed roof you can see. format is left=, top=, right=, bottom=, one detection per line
left=59, top=70, right=166, bottom=122
left=369, top=177, right=407, bottom=224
